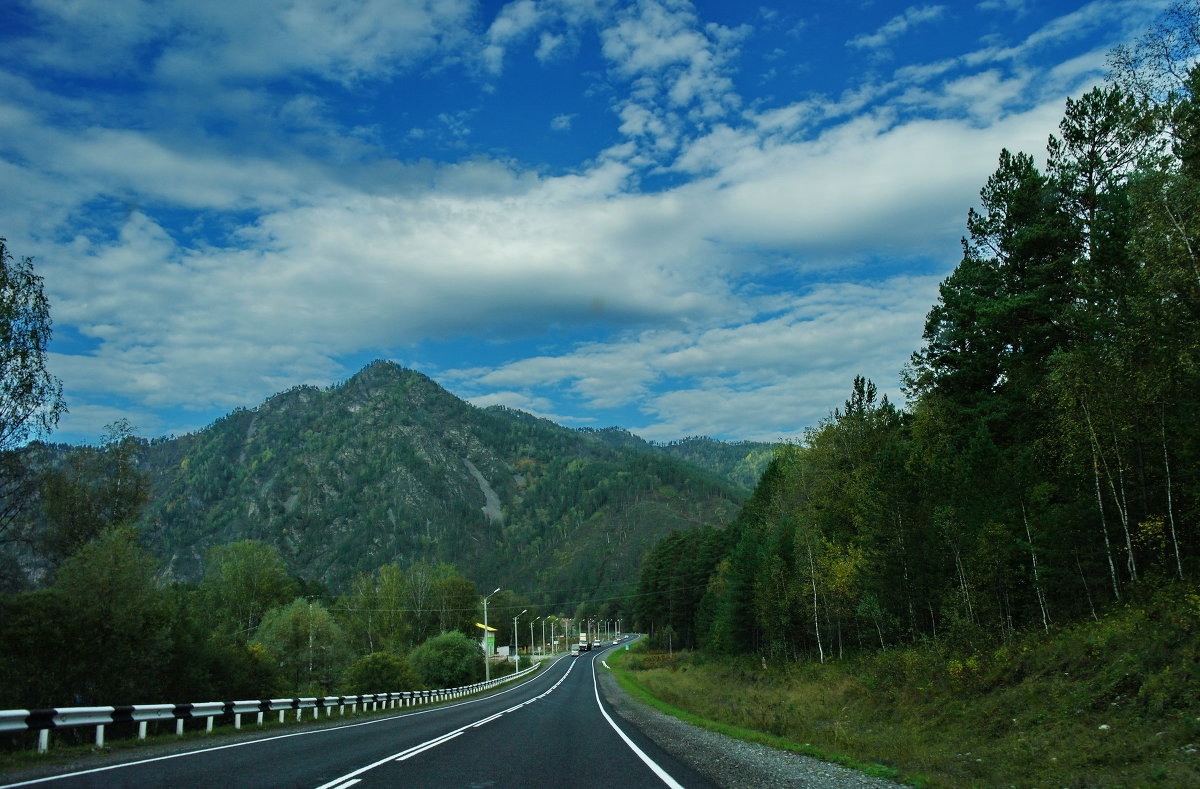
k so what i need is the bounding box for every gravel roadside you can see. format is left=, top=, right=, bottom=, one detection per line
left=596, top=664, right=906, bottom=789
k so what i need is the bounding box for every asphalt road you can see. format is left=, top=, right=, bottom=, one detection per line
left=1, top=642, right=718, bottom=789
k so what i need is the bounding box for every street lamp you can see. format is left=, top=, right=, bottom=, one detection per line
left=512, top=609, right=527, bottom=666
left=541, top=616, right=548, bottom=655
left=531, top=616, right=540, bottom=658
left=482, top=588, right=500, bottom=681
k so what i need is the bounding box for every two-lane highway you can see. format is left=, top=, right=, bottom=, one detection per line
left=2, top=643, right=718, bottom=789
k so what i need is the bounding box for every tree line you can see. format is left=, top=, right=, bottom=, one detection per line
left=634, top=4, right=1200, bottom=661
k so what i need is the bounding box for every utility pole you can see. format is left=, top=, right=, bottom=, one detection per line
left=482, top=588, right=500, bottom=681
left=513, top=609, right=526, bottom=666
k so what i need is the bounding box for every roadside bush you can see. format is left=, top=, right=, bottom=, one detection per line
left=409, top=631, right=482, bottom=689
left=342, top=651, right=421, bottom=693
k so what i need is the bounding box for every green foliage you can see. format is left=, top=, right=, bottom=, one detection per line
left=636, top=4, right=1200, bottom=670
left=200, top=540, right=299, bottom=641
left=40, top=420, right=150, bottom=564
left=624, top=583, right=1200, bottom=788
left=408, top=630, right=483, bottom=689
left=338, top=563, right=412, bottom=654
left=0, top=239, right=64, bottom=457
left=0, top=238, right=65, bottom=567
left=256, top=598, right=349, bottom=695
left=127, top=361, right=746, bottom=605
left=342, top=651, right=421, bottom=693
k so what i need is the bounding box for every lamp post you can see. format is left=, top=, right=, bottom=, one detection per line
left=541, top=616, right=548, bottom=655
left=482, top=588, right=500, bottom=681
left=530, top=616, right=539, bottom=658
left=512, top=609, right=526, bottom=666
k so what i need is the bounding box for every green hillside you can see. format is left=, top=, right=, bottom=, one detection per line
left=139, top=361, right=746, bottom=596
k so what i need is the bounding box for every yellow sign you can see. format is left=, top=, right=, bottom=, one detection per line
left=474, top=622, right=497, bottom=631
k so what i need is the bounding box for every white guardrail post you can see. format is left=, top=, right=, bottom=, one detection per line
left=0, top=653, right=545, bottom=752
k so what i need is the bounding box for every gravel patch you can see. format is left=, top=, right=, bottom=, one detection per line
left=596, top=667, right=906, bottom=788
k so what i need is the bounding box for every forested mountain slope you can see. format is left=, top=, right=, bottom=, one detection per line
left=581, top=428, right=774, bottom=490
left=138, top=361, right=746, bottom=596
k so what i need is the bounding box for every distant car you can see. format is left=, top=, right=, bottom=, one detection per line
left=592, top=640, right=601, bottom=647
left=570, top=648, right=580, bottom=657
left=612, top=640, right=620, bottom=645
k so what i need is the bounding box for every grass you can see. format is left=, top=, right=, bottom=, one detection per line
left=612, top=583, right=1200, bottom=788
left=609, top=648, right=909, bottom=783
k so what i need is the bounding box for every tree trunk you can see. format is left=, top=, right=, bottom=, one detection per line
left=1083, top=401, right=1122, bottom=598
left=807, top=539, right=824, bottom=664
left=1021, top=500, right=1050, bottom=632
left=1160, top=402, right=1184, bottom=579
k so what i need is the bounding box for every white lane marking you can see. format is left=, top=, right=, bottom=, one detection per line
left=0, top=657, right=571, bottom=789
left=327, top=781, right=361, bottom=789
left=313, top=659, right=579, bottom=788
left=590, top=659, right=685, bottom=789
left=396, top=731, right=463, bottom=761
left=603, top=661, right=610, bottom=669
left=393, top=729, right=463, bottom=760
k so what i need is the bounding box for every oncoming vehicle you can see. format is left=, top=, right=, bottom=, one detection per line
left=570, top=647, right=580, bottom=657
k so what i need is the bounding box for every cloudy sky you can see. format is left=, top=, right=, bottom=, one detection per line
left=0, top=0, right=1171, bottom=445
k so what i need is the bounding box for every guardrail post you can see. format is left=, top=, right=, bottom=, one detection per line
left=206, top=717, right=213, bottom=734
left=138, top=721, right=147, bottom=740
left=96, top=724, right=105, bottom=748
left=38, top=729, right=48, bottom=754
left=234, top=713, right=242, bottom=729
left=176, top=719, right=184, bottom=736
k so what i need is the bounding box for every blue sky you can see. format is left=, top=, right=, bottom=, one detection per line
left=0, top=0, right=1171, bottom=445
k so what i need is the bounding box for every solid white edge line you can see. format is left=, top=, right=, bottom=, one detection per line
left=0, top=656, right=571, bottom=789
left=590, top=652, right=686, bottom=789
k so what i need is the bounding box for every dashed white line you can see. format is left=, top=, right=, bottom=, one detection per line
left=312, top=659, right=578, bottom=788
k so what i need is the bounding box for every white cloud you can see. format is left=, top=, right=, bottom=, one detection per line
left=19, top=0, right=478, bottom=85
left=4, top=0, right=1177, bottom=445
left=847, top=5, right=947, bottom=51
left=977, top=0, right=1028, bottom=14
left=598, top=0, right=747, bottom=160
left=483, top=0, right=544, bottom=74
left=536, top=31, right=567, bottom=62
left=452, top=275, right=941, bottom=441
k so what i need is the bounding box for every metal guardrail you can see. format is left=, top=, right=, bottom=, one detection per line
left=1, top=664, right=540, bottom=753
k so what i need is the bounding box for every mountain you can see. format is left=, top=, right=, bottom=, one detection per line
left=580, top=428, right=775, bottom=490
left=136, top=361, right=755, bottom=599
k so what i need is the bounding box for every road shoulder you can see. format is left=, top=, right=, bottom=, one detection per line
left=595, top=660, right=905, bottom=789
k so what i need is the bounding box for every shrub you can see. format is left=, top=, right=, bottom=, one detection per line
left=342, top=652, right=421, bottom=693
left=409, top=631, right=483, bottom=688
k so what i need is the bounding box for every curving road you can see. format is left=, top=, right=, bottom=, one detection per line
left=1, top=642, right=717, bottom=789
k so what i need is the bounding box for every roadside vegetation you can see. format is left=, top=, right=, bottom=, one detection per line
left=616, top=585, right=1200, bottom=787
left=628, top=7, right=1200, bottom=787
